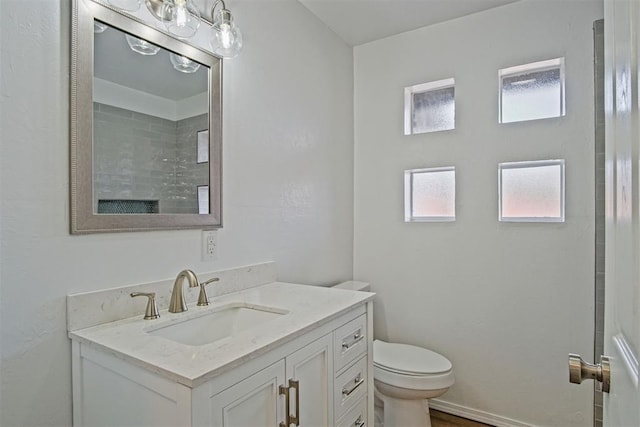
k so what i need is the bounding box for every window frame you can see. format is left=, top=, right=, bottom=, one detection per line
left=404, top=78, right=456, bottom=135
left=404, top=166, right=456, bottom=222
left=498, top=57, right=566, bottom=124
left=498, top=159, right=566, bottom=223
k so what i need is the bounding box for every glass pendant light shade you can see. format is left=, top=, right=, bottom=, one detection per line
left=107, top=0, right=141, bottom=12
left=169, top=53, right=201, bottom=73
left=125, top=35, right=161, bottom=55
left=161, top=0, right=201, bottom=40
left=210, top=8, right=243, bottom=58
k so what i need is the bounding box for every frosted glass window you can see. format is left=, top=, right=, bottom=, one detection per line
left=404, top=78, right=455, bottom=135
left=499, top=160, right=565, bottom=222
left=499, top=58, right=565, bottom=123
left=404, top=167, right=455, bottom=222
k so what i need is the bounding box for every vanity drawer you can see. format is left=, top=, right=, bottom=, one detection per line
left=334, top=356, right=367, bottom=420
left=336, top=396, right=367, bottom=427
left=334, top=314, right=367, bottom=372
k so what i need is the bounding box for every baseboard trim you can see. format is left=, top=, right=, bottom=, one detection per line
left=429, top=399, right=535, bottom=427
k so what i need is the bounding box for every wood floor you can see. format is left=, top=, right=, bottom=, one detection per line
left=431, top=410, right=494, bottom=427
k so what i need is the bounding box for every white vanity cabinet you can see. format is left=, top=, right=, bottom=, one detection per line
left=194, top=310, right=369, bottom=427
left=206, top=333, right=333, bottom=426
left=207, top=359, right=287, bottom=426
left=71, top=293, right=373, bottom=427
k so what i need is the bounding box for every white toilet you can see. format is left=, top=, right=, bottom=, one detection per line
left=374, top=340, right=454, bottom=426
left=333, top=281, right=455, bottom=427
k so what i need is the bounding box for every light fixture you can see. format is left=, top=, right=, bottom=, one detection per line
left=169, top=52, right=201, bottom=73
left=209, top=0, right=243, bottom=58
left=107, top=0, right=141, bottom=12
left=125, top=34, right=161, bottom=55
left=161, top=0, right=201, bottom=40
left=110, top=0, right=244, bottom=58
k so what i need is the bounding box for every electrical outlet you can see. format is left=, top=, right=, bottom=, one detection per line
left=202, top=230, right=218, bottom=261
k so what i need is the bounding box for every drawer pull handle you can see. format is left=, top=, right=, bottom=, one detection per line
left=342, top=373, right=365, bottom=397
left=342, top=331, right=364, bottom=350
left=352, top=415, right=365, bottom=427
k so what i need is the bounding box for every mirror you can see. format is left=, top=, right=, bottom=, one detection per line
left=71, top=0, right=222, bottom=233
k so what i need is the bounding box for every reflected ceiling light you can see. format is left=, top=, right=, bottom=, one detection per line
left=107, top=0, right=141, bottom=12
left=209, top=0, right=242, bottom=58
left=169, top=52, right=201, bottom=73
left=125, top=34, right=161, bottom=55
left=161, top=0, right=201, bottom=40
left=94, top=21, right=108, bottom=33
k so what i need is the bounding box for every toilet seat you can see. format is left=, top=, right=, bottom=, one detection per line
left=373, top=340, right=455, bottom=390
left=374, top=340, right=452, bottom=375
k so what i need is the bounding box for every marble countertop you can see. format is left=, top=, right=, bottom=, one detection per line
left=69, top=282, right=374, bottom=387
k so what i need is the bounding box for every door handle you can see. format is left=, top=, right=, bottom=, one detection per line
left=289, top=379, right=300, bottom=426
left=568, top=353, right=611, bottom=393
left=280, top=379, right=300, bottom=427
left=279, top=383, right=290, bottom=427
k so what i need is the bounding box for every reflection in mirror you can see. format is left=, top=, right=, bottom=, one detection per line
left=71, top=0, right=222, bottom=233
left=93, top=22, right=209, bottom=215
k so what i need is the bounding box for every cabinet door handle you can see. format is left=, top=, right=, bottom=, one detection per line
left=289, top=379, right=300, bottom=426
left=342, top=330, right=364, bottom=350
left=352, top=415, right=365, bottom=427
left=279, top=383, right=290, bottom=427
left=342, top=373, right=365, bottom=397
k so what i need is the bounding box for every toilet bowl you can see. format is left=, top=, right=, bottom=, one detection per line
left=332, top=281, right=454, bottom=427
left=374, top=340, right=454, bottom=427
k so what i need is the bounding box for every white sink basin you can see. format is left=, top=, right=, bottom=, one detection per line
left=148, top=303, right=289, bottom=346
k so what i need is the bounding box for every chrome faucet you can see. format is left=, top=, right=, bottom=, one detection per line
left=169, top=269, right=199, bottom=313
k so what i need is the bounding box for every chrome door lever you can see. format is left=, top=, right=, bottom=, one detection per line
left=568, top=353, right=611, bottom=393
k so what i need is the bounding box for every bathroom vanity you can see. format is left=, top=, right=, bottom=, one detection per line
left=67, top=266, right=374, bottom=427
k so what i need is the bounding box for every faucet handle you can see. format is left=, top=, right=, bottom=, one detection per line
left=197, top=277, right=220, bottom=306
left=130, top=292, right=160, bottom=320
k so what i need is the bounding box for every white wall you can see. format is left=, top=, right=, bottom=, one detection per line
left=354, top=1, right=601, bottom=426
left=0, top=0, right=353, bottom=425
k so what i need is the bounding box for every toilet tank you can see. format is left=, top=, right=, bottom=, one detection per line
left=333, top=281, right=371, bottom=292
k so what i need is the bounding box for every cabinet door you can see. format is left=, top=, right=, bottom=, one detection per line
left=285, top=334, right=334, bottom=427
left=210, top=360, right=286, bottom=427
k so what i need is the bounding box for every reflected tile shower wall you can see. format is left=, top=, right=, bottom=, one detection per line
left=173, top=113, right=209, bottom=214
left=93, top=102, right=208, bottom=214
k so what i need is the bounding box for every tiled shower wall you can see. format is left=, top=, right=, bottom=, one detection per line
left=593, top=18, right=605, bottom=427
left=93, top=102, right=208, bottom=214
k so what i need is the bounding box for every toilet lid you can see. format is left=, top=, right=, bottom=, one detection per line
left=373, top=340, right=452, bottom=375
